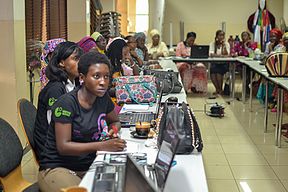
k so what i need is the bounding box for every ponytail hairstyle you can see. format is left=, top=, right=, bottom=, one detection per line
left=46, top=41, right=83, bottom=83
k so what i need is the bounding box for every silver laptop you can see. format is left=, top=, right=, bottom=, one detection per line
left=119, top=90, right=163, bottom=127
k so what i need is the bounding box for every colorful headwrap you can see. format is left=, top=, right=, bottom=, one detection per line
left=41, top=38, right=66, bottom=64
left=270, top=28, right=283, bottom=40
left=150, top=29, right=160, bottom=38
left=134, top=32, right=146, bottom=40
left=283, top=32, right=288, bottom=39
left=77, top=36, right=97, bottom=53
left=91, top=32, right=102, bottom=41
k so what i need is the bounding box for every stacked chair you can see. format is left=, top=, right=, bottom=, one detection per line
left=98, top=11, right=121, bottom=38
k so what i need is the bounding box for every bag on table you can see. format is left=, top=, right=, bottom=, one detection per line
left=144, top=69, right=182, bottom=94
left=114, top=75, right=157, bottom=105
left=157, top=102, right=203, bottom=154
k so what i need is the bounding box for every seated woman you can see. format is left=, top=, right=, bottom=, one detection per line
left=209, top=30, right=230, bottom=95
left=40, top=38, right=66, bottom=89
left=147, top=29, right=169, bottom=59
left=233, top=31, right=257, bottom=92
left=233, top=31, right=257, bottom=57
left=91, top=32, right=107, bottom=54
left=257, top=28, right=285, bottom=105
left=134, top=32, right=149, bottom=62
left=106, top=37, right=139, bottom=76
left=125, top=35, right=144, bottom=67
left=34, top=42, right=83, bottom=162
left=77, top=36, right=97, bottom=53
left=176, top=32, right=207, bottom=93
left=38, top=52, right=126, bottom=192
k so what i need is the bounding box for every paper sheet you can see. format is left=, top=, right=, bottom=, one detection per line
left=97, top=141, right=140, bottom=154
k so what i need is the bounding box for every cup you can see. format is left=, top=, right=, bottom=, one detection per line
left=135, top=122, right=151, bottom=136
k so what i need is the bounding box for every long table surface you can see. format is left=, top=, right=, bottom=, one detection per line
left=79, top=59, right=208, bottom=192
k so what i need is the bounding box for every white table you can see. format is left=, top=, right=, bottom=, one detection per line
left=79, top=128, right=208, bottom=192
left=79, top=59, right=209, bottom=192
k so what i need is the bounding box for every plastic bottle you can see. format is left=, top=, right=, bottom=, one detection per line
left=228, top=35, right=235, bottom=56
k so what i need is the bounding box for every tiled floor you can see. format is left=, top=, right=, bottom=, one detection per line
left=21, top=80, right=288, bottom=191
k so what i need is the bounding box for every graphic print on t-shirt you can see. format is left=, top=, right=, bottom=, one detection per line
left=92, top=113, right=108, bottom=141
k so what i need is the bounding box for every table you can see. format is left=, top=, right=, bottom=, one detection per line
left=79, top=59, right=209, bottom=192
left=237, top=58, right=288, bottom=147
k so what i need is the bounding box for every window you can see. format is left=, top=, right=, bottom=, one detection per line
left=46, top=0, right=67, bottom=40
left=135, top=0, right=149, bottom=33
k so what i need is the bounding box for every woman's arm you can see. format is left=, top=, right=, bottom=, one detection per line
left=55, top=122, right=126, bottom=156
left=106, top=110, right=121, bottom=133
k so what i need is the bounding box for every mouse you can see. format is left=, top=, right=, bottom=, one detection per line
left=166, top=96, right=178, bottom=103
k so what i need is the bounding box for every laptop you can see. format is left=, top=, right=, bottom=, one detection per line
left=190, top=45, right=209, bottom=59
left=92, top=119, right=180, bottom=192
left=118, top=89, right=163, bottom=127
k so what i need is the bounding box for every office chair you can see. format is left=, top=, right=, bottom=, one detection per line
left=17, top=98, right=39, bottom=164
left=0, top=118, right=39, bottom=192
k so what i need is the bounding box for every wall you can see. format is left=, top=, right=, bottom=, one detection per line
left=0, top=0, right=27, bottom=144
left=284, top=0, right=288, bottom=24
left=101, top=0, right=115, bottom=12
left=67, top=0, right=88, bottom=42
left=162, top=0, right=283, bottom=45
left=149, top=0, right=165, bottom=40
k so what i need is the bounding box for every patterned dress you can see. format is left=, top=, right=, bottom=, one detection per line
left=176, top=41, right=207, bottom=93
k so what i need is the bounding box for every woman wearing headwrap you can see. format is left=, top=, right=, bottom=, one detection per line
left=265, top=28, right=285, bottom=55
left=76, top=36, right=97, bottom=53
left=147, top=29, right=169, bottom=59
left=176, top=32, right=207, bottom=93
left=40, top=38, right=66, bottom=89
left=91, top=32, right=107, bottom=54
left=257, top=28, right=285, bottom=107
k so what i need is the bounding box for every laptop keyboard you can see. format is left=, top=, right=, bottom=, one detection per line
left=119, top=113, right=155, bottom=126
left=93, top=164, right=126, bottom=192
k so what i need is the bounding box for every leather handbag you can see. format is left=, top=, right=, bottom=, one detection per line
left=144, top=69, right=182, bottom=94
left=157, top=102, right=203, bottom=154
left=114, top=75, right=157, bottom=105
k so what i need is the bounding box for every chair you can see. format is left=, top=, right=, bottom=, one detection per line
left=0, top=118, right=39, bottom=192
left=17, top=98, right=39, bottom=164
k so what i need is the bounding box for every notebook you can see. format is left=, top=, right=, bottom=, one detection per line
left=118, top=89, right=163, bottom=127
left=92, top=119, right=180, bottom=192
left=190, top=45, right=209, bottom=59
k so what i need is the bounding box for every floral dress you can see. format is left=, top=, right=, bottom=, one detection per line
left=176, top=41, right=207, bottom=93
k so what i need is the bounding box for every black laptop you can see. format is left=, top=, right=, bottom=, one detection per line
left=190, top=45, right=209, bottom=59
left=92, top=118, right=180, bottom=192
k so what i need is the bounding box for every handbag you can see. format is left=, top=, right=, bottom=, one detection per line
left=157, top=102, right=203, bottom=154
left=114, top=75, right=157, bottom=105
left=265, top=52, right=288, bottom=77
left=144, top=69, right=182, bottom=94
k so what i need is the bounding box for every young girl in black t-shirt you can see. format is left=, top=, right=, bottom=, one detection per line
left=34, top=42, right=84, bottom=162
left=38, top=52, right=126, bottom=192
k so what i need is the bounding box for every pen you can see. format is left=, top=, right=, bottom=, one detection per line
left=111, top=125, right=119, bottom=138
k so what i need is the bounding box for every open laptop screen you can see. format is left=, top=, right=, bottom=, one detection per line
left=190, top=45, right=209, bottom=58
left=154, top=119, right=180, bottom=190
left=124, top=156, right=157, bottom=192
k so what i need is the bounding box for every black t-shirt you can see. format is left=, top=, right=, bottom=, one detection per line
left=34, top=81, right=67, bottom=161
left=40, top=87, right=115, bottom=171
